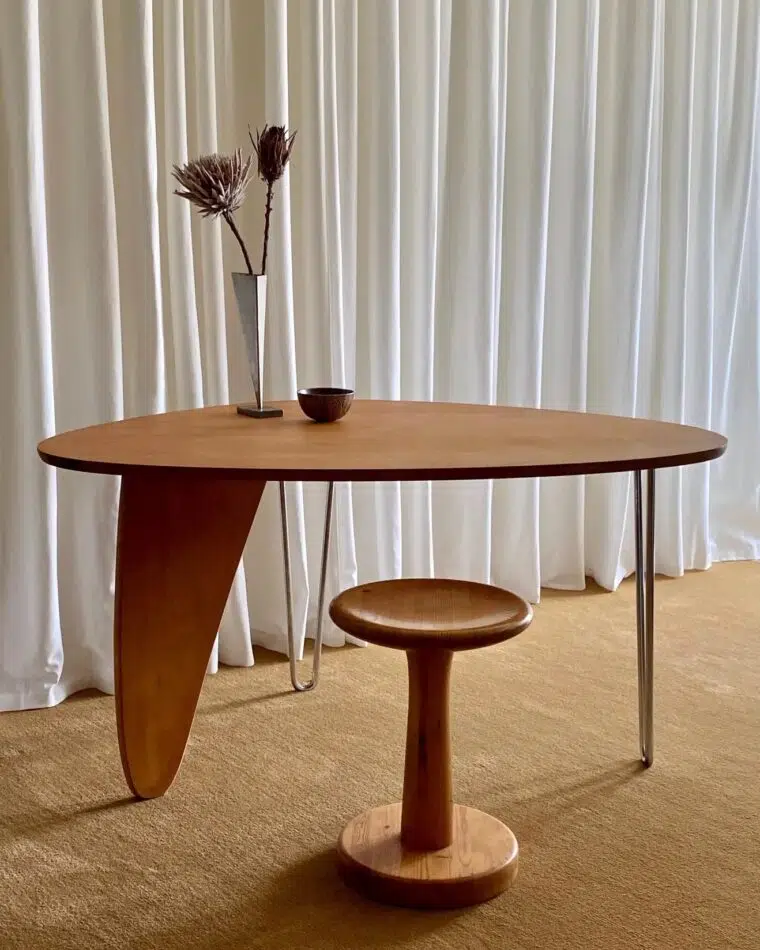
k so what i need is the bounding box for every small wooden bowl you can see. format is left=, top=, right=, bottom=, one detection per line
left=297, top=387, right=355, bottom=423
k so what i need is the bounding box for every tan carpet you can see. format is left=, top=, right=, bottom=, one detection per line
left=1, top=563, right=759, bottom=950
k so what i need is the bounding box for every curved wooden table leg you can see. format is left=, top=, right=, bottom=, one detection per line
left=114, top=471, right=265, bottom=799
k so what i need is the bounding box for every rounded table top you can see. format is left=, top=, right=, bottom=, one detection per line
left=37, top=400, right=727, bottom=481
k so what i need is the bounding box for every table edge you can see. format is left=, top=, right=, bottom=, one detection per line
left=37, top=441, right=727, bottom=480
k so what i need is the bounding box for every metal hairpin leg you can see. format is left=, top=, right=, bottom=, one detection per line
left=279, top=480, right=335, bottom=692
left=633, top=469, right=656, bottom=766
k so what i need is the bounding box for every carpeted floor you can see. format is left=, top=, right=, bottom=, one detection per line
left=1, top=563, right=758, bottom=950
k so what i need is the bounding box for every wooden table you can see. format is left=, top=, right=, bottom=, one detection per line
left=38, top=401, right=726, bottom=799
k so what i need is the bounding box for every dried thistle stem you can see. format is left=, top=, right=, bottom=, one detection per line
left=261, top=182, right=274, bottom=276
left=223, top=212, right=254, bottom=276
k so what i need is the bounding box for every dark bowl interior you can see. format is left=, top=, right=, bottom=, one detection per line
left=297, top=387, right=355, bottom=423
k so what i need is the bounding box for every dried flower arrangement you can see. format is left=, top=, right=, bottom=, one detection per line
left=172, top=125, right=296, bottom=276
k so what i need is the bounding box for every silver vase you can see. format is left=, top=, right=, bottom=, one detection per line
left=232, top=272, right=283, bottom=419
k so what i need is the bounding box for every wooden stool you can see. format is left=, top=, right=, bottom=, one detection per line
left=329, top=578, right=533, bottom=909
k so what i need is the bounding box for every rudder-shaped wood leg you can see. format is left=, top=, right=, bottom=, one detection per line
left=114, top=471, right=265, bottom=799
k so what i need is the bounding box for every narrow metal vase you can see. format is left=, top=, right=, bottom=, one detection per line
left=232, top=272, right=283, bottom=419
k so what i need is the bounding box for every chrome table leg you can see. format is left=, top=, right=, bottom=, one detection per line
left=280, top=480, right=335, bottom=692
left=633, top=469, right=656, bottom=766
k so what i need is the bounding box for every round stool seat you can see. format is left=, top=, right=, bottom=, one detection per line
left=329, top=577, right=532, bottom=652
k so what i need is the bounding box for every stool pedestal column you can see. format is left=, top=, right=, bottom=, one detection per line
left=337, top=646, right=519, bottom=909
left=401, top=648, right=453, bottom=851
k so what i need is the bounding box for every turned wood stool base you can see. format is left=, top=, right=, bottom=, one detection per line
left=338, top=802, right=518, bottom=909
left=330, top=578, right=533, bottom=909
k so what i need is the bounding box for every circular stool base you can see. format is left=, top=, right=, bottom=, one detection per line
left=337, top=802, right=518, bottom=909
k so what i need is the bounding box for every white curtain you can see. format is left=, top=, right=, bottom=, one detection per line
left=1, top=0, right=758, bottom=712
